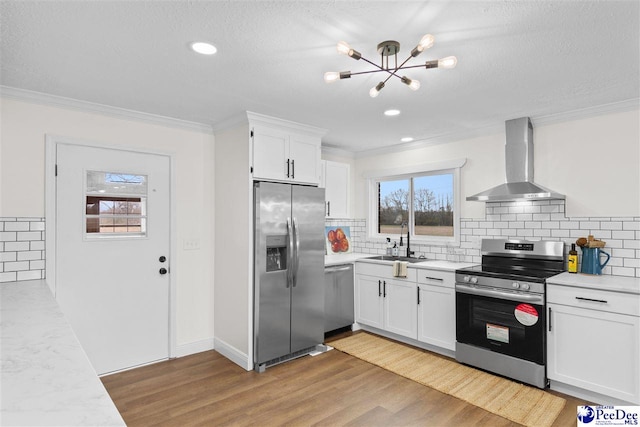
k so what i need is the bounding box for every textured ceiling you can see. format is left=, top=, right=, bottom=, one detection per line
left=1, top=1, right=638, bottom=153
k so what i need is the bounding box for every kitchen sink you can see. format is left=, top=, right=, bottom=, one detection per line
left=364, top=255, right=424, bottom=263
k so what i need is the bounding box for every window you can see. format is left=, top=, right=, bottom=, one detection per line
left=368, top=159, right=465, bottom=243
left=85, top=171, right=147, bottom=237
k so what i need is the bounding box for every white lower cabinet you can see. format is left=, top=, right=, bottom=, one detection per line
left=354, top=274, right=384, bottom=330
left=384, top=278, right=418, bottom=339
left=547, top=284, right=640, bottom=404
left=355, top=263, right=417, bottom=340
left=417, top=275, right=456, bottom=351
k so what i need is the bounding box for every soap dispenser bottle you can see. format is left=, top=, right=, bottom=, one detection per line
left=386, top=238, right=392, bottom=255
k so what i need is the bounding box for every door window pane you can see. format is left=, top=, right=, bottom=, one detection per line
left=85, top=171, right=147, bottom=237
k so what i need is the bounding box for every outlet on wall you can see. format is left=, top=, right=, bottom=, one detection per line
left=183, top=239, right=200, bottom=250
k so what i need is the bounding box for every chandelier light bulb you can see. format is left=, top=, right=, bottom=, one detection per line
left=336, top=41, right=351, bottom=55
left=401, top=76, right=421, bottom=91
left=438, top=56, right=458, bottom=69
left=324, top=71, right=340, bottom=83
left=418, top=34, right=435, bottom=51
left=369, top=81, right=385, bottom=98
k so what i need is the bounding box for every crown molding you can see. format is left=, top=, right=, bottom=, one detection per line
left=353, top=124, right=503, bottom=159
left=533, top=98, right=640, bottom=126
left=246, top=111, right=328, bottom=137
left=0, top=86, right=214, bottom=134
left=354, top=98, right=640, bottom=159
left=321, top=144, right=356, bottom=159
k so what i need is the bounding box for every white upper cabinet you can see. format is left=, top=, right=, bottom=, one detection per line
left=249, top=113, right=325, bottom=185
left=320, top=160, right=350, bottom=218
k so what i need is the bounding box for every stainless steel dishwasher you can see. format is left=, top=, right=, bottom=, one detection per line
left=324, top=264, right=354, bottom=333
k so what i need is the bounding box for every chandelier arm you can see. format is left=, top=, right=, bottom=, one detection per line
left=356, top=56, right=408, bottom=81
left=359, top=56, right=387, bottom=71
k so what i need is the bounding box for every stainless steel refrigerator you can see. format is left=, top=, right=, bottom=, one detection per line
left=253, top=181, right=325, bottom=372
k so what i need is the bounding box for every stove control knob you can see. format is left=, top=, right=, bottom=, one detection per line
left=463, top=276, right=470, bottom=283
left=521, top=283, right=530, bottom=290
left=512, top=282, right=520, bottom=289
left=470, top=277, right=478, bottom=284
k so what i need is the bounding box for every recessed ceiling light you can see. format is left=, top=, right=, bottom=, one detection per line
left=190, top=42, right=217, bottom=55
left=384, top=109, right=401, bottom=116
left=401, top=137, right=414, bottom=142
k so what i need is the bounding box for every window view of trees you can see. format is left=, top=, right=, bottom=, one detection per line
left=378, top=173, right=454, bottom=237
left=86, top=196, right=145, bottom=234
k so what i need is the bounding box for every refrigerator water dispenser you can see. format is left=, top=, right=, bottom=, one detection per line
left=266, top=235, right=287, bottom=272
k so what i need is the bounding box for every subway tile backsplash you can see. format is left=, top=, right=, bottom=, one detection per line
left=326, top=200, right=640, bottom=278
left=0, top=218, right=46, bottom=283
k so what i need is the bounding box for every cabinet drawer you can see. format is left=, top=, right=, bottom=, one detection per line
left=548, top=285, right=640, bottom=317
left=417, top=269, right=454, bottom=288
left=355, top=262, right=416, bottom=281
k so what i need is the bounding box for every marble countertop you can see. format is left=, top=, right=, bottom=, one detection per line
left=548, top=272, right=640, bottom=295
left=1, top=280, right=125, bottom=426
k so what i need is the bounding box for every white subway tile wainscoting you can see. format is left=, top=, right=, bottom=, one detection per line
left=0, top=218, right=46, bottom=283
left=326, top=200, right=640, bottom=278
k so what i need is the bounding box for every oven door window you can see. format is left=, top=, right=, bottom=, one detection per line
left=456, top=292, right=545, bottom=364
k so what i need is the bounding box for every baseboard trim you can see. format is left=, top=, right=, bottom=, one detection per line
left=549, top=380, right=639, bottom=406
left=174, top=338, right=215, bottom=358
left=213, top=337, right=251, bottom=371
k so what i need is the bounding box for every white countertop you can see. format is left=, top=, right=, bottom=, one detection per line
left=410, top=260, right=479, bottom=272
left=325, top=252, right=372, bottom=266
left=326, top=252, right=478, bottom=272
left=0, top=280, right=125, bottom=426
left=548, top=272, right=640, bottom=295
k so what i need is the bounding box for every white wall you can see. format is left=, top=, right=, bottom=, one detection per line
left=213, top=124, right=252, bottom=366
left=0, top=96, right=215, bottom=351
left=353, top=109, right=640, bottom=219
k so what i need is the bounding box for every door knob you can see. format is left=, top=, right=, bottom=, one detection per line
left=159, top=256, right=167, bottom=263
left=159, top=268, right=168, bottom=275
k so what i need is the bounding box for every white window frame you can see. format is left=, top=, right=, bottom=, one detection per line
left=365, top=158, right=466, bottom=246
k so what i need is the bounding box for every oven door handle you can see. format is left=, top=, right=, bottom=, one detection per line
left=455, top=283, right=545, bottom=304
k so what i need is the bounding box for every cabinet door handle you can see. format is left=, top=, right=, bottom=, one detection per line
left=378, top=280, right=381, bottom=297
left=327, top=201, right=331, bottom=216
left=575, top=296, right=608, bottom=304
left=383, top=280, right=387, bottom=298
left=425, top=276, right=443, bottom=282
left=548, top=306, right=552, bottom=332
left=417, top=287, right=420, bottom=305
left=291, top=159, right=295, bottom=179
left=286, top=158, right=290, bottom=178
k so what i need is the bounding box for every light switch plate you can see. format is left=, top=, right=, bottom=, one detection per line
left=183, top=239, right=200, bottom=250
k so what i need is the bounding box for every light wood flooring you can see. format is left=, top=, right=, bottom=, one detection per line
left=102, top=332, right=587, bottom=426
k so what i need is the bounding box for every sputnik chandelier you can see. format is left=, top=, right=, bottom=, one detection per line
left=324, top=34, right=457, bottom=97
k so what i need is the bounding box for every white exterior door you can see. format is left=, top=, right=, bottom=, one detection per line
left=55, top=143, right=171, bottom=375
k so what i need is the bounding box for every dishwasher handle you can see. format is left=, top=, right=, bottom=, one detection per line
left=326, top=265, right=354, bottom=273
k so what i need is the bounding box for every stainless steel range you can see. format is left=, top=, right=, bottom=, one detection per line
left=455, top=239, right=565, bottom=388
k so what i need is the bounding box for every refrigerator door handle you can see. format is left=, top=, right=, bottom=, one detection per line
left=292, top=217, right=300, bottom=287
left=286, top=217, right=293, bottom=288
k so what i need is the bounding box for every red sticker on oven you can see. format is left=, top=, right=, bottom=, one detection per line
left=514, top=303, right=539, bottom=326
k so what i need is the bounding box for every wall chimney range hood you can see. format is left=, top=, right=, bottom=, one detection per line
left=466, top=117, right=565, bottom=202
